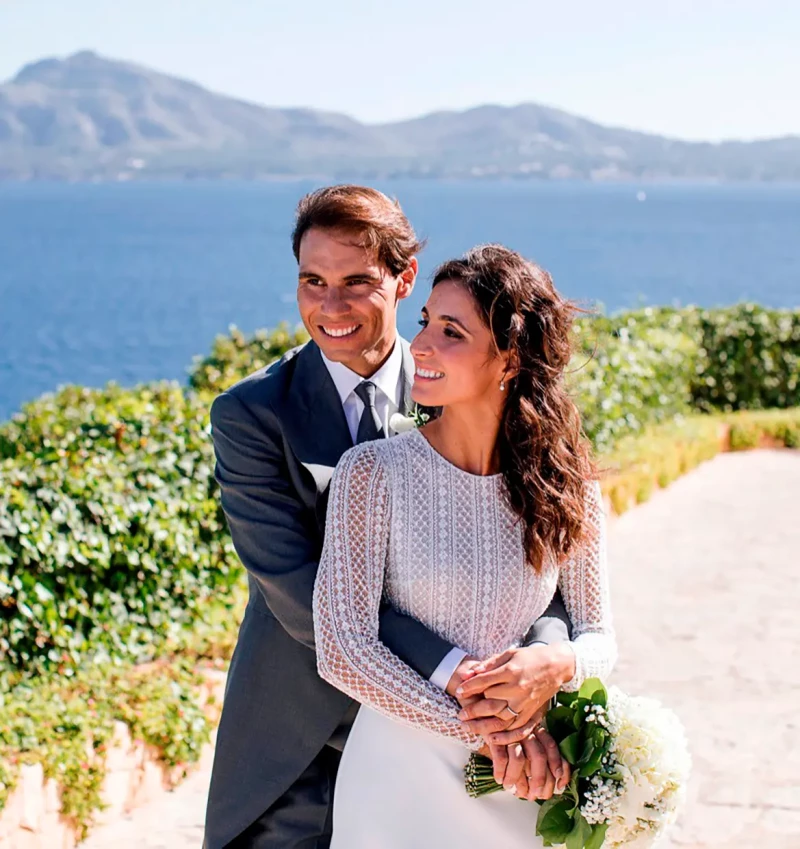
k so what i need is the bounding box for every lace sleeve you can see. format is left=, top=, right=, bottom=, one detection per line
left=558, top=480, right=618, bottom=691
left=313, top=443, right=482, bottom=750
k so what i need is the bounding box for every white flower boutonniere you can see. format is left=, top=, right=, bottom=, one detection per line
left=388, top=405, right=431, bottom=435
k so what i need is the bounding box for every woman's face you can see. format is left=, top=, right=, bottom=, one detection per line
left=410, top=280, right=510, bottom=410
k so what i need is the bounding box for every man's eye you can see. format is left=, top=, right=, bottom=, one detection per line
left=417, top=318, right=428, bottom=327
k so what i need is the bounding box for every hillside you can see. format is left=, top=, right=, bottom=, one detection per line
left=1, top=51, right=798, bottom=181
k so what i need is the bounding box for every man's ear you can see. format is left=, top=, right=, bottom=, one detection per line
left=396, top=257, right=418, bottom=301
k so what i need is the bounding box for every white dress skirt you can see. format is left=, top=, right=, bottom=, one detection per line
left=313, top=430, right=616, bottom=849
left=332, top=706, right=545, bottom=849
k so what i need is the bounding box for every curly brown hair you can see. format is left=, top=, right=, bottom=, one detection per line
left=432, top=244, right=596, bottom=570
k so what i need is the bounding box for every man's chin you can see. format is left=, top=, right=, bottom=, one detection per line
left=313, top=331, right=365, bottom=363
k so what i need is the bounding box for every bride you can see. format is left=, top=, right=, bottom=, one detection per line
left=313, top=244, right=616, bottom=847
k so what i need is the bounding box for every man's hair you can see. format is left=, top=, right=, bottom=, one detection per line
left=291, top=185, right=424, bottom=276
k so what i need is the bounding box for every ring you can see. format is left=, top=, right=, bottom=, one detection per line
left=503, top=704, right=519, bottom=718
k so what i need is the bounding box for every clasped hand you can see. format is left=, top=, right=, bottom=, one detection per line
left=447, top=644, right=574, bottom=800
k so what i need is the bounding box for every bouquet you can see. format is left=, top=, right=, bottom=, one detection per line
left=464, top=678, right=691, bottom=848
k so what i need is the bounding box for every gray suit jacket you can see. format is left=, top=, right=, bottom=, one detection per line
left=203, top=338, right=571, bottom=848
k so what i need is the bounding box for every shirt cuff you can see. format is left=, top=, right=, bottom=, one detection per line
left=429, top=647, right=468, bottom=691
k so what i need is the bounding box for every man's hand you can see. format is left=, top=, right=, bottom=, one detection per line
left=455, top=643, right=575, bottom=743
left=488, top=728, right=571, bottom=801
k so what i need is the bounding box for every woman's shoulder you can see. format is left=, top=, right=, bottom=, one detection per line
left=336, top=431, right=418, bottom=477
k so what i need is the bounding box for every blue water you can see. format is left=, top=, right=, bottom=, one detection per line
left=1, top=180, right=799, bottom=421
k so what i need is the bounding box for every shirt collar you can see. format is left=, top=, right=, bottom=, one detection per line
left=320, top=340, right=403, bottom=409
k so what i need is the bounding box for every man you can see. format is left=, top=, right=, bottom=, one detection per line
left=204, top=186, right=576, bottom=848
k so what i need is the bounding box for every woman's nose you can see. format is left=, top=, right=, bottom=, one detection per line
left=410, top=331, right=433, bottom=359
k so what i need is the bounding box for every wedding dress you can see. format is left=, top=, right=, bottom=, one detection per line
left=313, top=429, right=616, bottom=848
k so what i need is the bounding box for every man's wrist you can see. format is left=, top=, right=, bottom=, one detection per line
left=445, top=656, right=479, bottom=697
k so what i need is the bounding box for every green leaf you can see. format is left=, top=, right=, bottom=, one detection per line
left=566, top=813, right=593, bottom=849
left=579, top=746, right=606, bottom=777
left=578, top=738, right=596, bottom=766
left=573, top=699, right=591, bottom=729
left=559, top=732, right=581, bottom=764
left=585, top=822, right=609, bottom=849
left=579, top=678, right=606, bottom=701
left=591, top=688, right=607, bottom=708
left=557, top=691, right=578, bottom=708
left=545, top=705, right=576, bottom=742
left=537, top=798, right=576, bottom=846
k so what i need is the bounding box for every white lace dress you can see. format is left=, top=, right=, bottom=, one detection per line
left=313, top=429, right=616, bottom=849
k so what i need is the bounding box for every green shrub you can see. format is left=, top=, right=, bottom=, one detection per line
left=691, top=304, right=800, bottom=412
left=0, top=660, right=212, bottom=837
left=601, top=408, right=800, bottom=514
left=571, top=307, right=701, bottom=453
left=188, top=323, right=308, bottom=396
left=0, top=383, right=241, bottom=672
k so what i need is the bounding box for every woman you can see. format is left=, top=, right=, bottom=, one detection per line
left=313, top=245, right=616, bottom=847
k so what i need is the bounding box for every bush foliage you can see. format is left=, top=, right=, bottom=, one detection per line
left=0, top=383, right=241, bottom=672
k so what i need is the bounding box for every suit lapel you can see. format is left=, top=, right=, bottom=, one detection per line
left=279, top=342, right=353, bottom=495
left=399, top=337, right=415, bottom=416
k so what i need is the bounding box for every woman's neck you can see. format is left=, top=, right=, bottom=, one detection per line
left=421, top=404, right=503, bottom=477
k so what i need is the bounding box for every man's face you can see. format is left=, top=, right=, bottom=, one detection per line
left=297, top=227, right=416, bottom=377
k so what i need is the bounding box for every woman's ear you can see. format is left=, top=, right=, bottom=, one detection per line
left=502, top=351, right=521, bottom=383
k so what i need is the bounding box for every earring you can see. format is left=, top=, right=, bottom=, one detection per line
left=500, top=381, right=505, bottom=391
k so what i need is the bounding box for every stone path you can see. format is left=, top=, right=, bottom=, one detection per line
left=80, top=450, right=800, bottom=848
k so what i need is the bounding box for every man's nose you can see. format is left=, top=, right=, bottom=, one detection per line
left=321, top=288, right=350, bottom=317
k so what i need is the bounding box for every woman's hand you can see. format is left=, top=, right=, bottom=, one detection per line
left=456, top=643, right=576, bottom=743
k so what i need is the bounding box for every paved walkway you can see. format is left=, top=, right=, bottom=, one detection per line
left=81, top=450, right=800, bottom=848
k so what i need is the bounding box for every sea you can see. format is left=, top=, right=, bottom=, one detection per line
left=1, top=180, right=799, bottom=421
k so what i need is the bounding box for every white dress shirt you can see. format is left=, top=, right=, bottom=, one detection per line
left=320, top=342, right=466, bottom=691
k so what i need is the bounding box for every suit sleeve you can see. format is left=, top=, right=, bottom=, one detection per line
left=522, top=588, right=573, bottom=646
left=210, top=390, right=455, bottom=677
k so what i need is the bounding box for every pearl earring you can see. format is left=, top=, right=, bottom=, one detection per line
left=500, top=381, right=505, bottom=391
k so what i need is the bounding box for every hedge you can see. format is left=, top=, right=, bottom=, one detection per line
left=690, top=304, right=800, bottom=412
left=0, top=659, right=213, bottom=839
left=0, top=383, right=241, bottom=673
left=601, top=407, right=800, bottom=515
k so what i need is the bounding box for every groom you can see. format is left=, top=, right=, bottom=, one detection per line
left=204, top=186, right=576, bottom=848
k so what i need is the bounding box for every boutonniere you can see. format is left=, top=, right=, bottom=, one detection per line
left=389, top=405, right=431, bottom=435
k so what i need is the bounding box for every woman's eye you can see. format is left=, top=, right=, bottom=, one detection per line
left=417, top=318, right=428, bottom=327
left=444, top=327, right=462, bottom=339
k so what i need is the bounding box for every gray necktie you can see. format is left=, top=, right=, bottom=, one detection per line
left=354, top=381, right=384, bottom=443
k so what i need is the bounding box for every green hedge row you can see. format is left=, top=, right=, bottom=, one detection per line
left=600, top=408, right=800, bottom=515
left=0, top=383, right=241, bottom=672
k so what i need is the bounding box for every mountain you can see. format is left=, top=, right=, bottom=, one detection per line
left=1, top=51, right=798, bottom=182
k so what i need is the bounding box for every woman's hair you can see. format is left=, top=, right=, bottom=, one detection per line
left=432, top=244, right=595, bottom=570
left=292, top=185, right=425, bottom=276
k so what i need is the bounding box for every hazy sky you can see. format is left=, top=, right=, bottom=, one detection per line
left=2, top=0, right=798, bottom=141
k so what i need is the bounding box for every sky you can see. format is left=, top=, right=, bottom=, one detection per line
left=1, top=0, right=798, bottom=142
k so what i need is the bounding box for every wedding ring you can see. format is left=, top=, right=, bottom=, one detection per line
left=502, top=704, right=519, bottom=719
